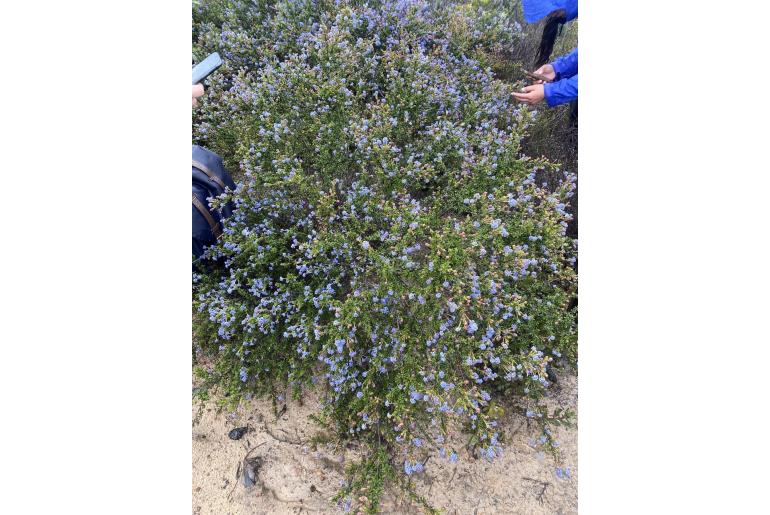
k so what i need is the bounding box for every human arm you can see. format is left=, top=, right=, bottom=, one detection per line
left=529, top=48, right=577, bottom=85
left=550, top=48, right=577, bottom=80
left=543, top=74, right=577, bottom=106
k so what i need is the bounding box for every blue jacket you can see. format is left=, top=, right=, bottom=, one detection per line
left=521, top=0, right=578, bottom=23
left=544, top=48, right=577, bottom=106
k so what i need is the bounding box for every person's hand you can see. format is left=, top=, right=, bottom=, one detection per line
left=533, top=64, right=556, bottom=83
left=192, top=84, right=204, bottom=107
left=512, top=84, right=545, bottom=105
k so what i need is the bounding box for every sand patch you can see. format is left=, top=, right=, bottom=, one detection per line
left=192, top=373, right=577, bottom=514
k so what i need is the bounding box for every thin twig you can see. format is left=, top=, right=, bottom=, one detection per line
left=264, top=424, right=305, bottom=445
left=523, top=70, right=553, bottom=83
left=521, top=477, right=550, bottom=504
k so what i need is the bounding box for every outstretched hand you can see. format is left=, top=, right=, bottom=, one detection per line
left=512, top=84, right=545, bottom=105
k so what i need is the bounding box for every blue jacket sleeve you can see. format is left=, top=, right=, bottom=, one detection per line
left=544, top=75, right=578, bottom=106
left=551, top=48, right=577, bottom=79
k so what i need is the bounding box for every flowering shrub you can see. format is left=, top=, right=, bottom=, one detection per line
left=193, top=0, right=576, bottom=511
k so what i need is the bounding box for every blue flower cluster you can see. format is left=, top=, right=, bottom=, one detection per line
left=192, top=0, right=577, bottom=493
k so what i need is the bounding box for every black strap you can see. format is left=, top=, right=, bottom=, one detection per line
left=192, top=194, right=222, bottom=238
left=192, top=158, right=227, bottom=190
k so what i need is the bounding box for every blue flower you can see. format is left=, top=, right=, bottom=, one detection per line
left=404, top=460, right=423, bottom=475
left=467, top=320, right=478, bottom=334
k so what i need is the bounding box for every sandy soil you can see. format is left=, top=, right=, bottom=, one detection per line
left=192, top=373, right=577, bottom=514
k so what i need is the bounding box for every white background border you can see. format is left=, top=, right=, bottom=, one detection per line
left=1, top=1, right=768, bottom=512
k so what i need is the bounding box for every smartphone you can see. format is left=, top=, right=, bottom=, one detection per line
left=192, top=52, right=223, bottom=85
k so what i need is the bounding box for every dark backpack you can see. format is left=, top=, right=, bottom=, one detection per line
left=192, top=145, right=236, bottom=260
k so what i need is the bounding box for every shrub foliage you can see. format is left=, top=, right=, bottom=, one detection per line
left=193, top=1, right=576, bottom=511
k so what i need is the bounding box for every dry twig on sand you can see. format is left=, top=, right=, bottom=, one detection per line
left=521, top=477, right=550, bottom=504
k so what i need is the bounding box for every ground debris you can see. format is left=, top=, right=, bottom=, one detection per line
left=240, top=456, right=263, bottom=488
left=521, top=476, right=550, bottom=504
left=228, top=426, right=250, bottom=440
